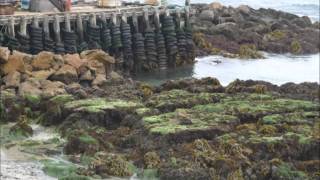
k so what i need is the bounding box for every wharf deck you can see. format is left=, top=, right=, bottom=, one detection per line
left=0, top=5, right=186, bottom=25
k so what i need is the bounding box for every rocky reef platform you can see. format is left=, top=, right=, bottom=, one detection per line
left=191, top=3, right=320, bottom=58
left=1, top=49, right=319, bottom=179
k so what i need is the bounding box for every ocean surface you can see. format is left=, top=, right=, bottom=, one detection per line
left=135, top=53, right=320, bottom=86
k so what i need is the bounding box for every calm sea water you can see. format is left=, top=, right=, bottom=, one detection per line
left=135, top=53, right=320, bottom=86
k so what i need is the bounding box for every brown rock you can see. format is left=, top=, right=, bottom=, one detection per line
left=80, top=50, right=115, bottom=74
left=80, top=70, right=94, bottom=81
left=80, top=50, right=115, bottom=64
left=108, top=71, right=124, bottom=82
left=0, top=47, right=10, bottom=64
left=87, top=60, right=106, bottom=76
left=19, top=79, right=42, bottom=96
left=237, top=5, right=250, bottom=14
left=41, top=80, right=66, bottom=97
left=209, top=2, right=223, bottom=10
left=32, top=69, right=55, bottom=80
left=4, top=71, right=21, bottom=88
left=32, top=51, right=64, bottom=70
left=64, top=54, right=85, bottom=70
left=50, top=64, right=78, bottom=84
left=2, top=52, right=27, bottom=75
left=92, top=74, right=107, bottom=86
left=199, top=10, right=214, bottom=21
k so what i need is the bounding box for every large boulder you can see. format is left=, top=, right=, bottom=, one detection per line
left=237, top=5, right=251, bottom=14
left=209, top=2, right=223, bottom=10
left=80, top=50, right=115, bottom=74
left=199, top=10, right=214, bottom=21
left=18, top=78, right=42, bottom=96
left=64, top=54, right=86, bottom=70
left=211, top=23, right=240, bottom=41
left=3, top=71, right=21, bottom=88
left=79, top=70, right=94, bottom=81
left=31, top=69, right=55, bottom=80
left=2, top=51, right=30, bottom=75
left=0, top=47, right=10, bottom=64
left=1, top=89, right=22, bottom=122
left=291, top=16, right=312, bottom=28
left=32, top=51, right=64, bottom=71
left=80, top=50, right=115, bottom=64
left=92, top=74, right=107, bottom=87
left=41, top=80, right=66, bottom=97
left=86, top=60, right=107, bottom=76
left=50, top=64, right=78, bottom=84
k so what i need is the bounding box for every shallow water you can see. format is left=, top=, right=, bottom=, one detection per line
left=0, top=124, right=59, bottom=180
left=134, top=53, right=320, bottom=86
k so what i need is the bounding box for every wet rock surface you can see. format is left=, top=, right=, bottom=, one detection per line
left=191, top=3, right=320, bottom=57
left=1, top=69, right=319, bottom=179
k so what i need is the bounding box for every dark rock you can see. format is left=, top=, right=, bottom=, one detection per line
left=291, top=16, right=312, bottom=28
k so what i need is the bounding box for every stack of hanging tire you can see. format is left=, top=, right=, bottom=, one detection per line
left=62, top=29, right=77, bottom=54
left=88, top=25, right=101, bottom=50
left=162, top=15, right=178, bottom=67
left=77, top=41, right=89, bottom=53
left=30, top=26, right=44, bottom=54
left=17, top=32, right=31, bottom=54
left=144, top=28, right=158, bottom=70
left=185, top=23, right=195, bottom=62
left=111, top=23, right=122, bottom=50
left=133, top=33, right=146, bottom=72
left=121, top=21, right=134, bottom=71
left=156, top=30, right=168, bottom=70
left=111, top=23, right=123, bottom=68
left=0, top=33, right=5, bottom=46
left=43, top=36, right=55, bottom=52
left=101, top=22, right=112, bottom=53
left=6, top=35, right=20, bottom=52
left=176, top=28, right=187, bottom=61
left=55, top=42, right=65, bottom=54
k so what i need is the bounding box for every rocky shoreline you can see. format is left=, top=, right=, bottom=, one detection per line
left=1, top=47, right=319, bottom=179
left=0, top=2, right=320, bottom=180
left=191, top=3, right=320, bottom=58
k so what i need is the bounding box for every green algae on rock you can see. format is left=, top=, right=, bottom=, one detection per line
left=143, top=107, right=239, bottom=135
left=9, top=116, right=33, bottom=137
left=239, top=44, right=264, bottom=59
left=64, top=98, right=143, bottom=113
left=64, top=130, right=100, bottom=155
left=261, top=111, right=319, bottom=125
left=91, top=153, right=134, bottom=177
left=41, top=159, right=78, bottom=179
left=146, top=90, right=225, bottom=112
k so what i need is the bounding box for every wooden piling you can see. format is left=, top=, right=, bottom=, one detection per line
left=175, top=9, right=181, bottom=28
left=54, top=15, right=61, bottom=43
left=65, top=13, right=71, bottom=32
left=153, top=7, right=160, bottom=30
left=143, top=8, right=150, bottom=29
left=32, top=16, right=39, bottom=28
left=8, top=17, right=15, bottom=37
left=132, top=12, right=139, bottom=32
left=89, top=13, right=97, bottom=27
left=101, top=12, right=107, bottom=23
left=111, top=12, right=117, bottom=25
left=20, top=17, right=27, bottom=36
left=43, top=16, right=50, bottom=38
left=76, top=13, right=84, bottom=42
left=121, top=12, right=127, bottom=23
